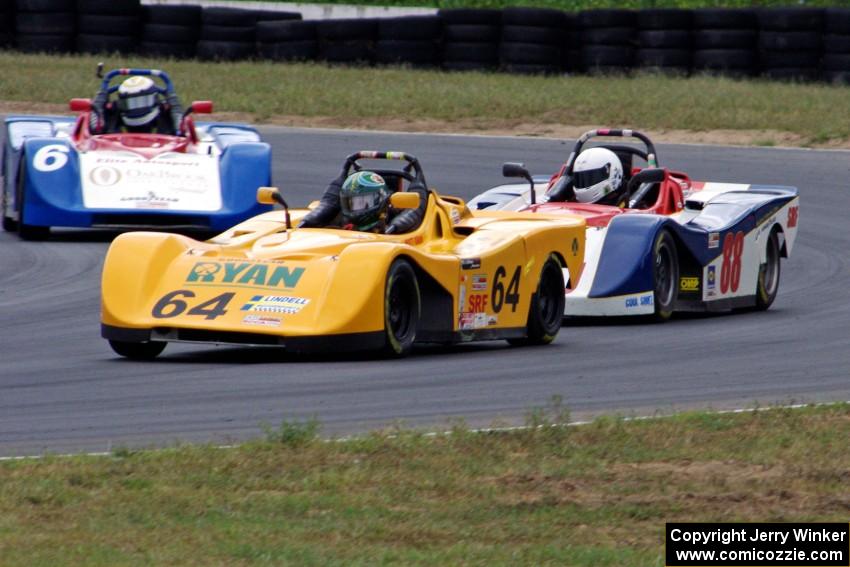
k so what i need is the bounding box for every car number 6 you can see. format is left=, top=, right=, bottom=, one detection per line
left=33, top=144, right=70, bottom=172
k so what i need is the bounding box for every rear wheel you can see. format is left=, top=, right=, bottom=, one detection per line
left=509, top=254, right=565, bottom=346
left=383, top=259, right=420, bottom=356
left=653, top=230, right=678, bottom=321
left=754, top=228, right=781, bottom=311
left=109, top=340, right=167, bottom=360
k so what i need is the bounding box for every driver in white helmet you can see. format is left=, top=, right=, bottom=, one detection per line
left=89, top=76, right=183, bottom=135
left=572, top=147, right=626, bottom=207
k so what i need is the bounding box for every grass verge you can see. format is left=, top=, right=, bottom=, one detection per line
left=2, top=403, right=849, bottom=566
left=2, top=52, right=850, bottom=147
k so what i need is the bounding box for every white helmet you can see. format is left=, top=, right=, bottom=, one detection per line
left=117, top=76, right=160, bottom=128
left=572, top=147, right=623, bottom=204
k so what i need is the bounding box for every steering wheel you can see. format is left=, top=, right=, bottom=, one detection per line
left=547, top=129, right=659, bottom=203
left=99, top=68, right=175, bottom=96
left=339, top=151, right=427, bottom=189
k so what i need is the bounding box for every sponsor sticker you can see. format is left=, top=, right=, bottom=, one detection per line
left=241, top=295, right=309, bottom=314
left=571, top=237, right=580, bottom=256
left=787, top=205, right=799, bottom=228
left=471, top=274, right=488, bottom=291
left=459, top=312, right=475, bottom=330
left=708, top=232, right=720, bottom=249
left=467, top=294, right=488, bottom=313
left=242, top=314, right=281, bottom=328
left=679, top=277, right=699, bottom=292
left=461, top=258, right=481, bottom=270
left=706, top=265, right=717, bottom=297
left=450, top=208, right=462, bottom=225
left=186, top=261, right=305, bottom=289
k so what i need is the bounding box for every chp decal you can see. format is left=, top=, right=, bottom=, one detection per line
left=80, top=151, right=222, bottom=211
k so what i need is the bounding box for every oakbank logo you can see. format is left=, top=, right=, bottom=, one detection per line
left=89, top=166, right=122, bottom=186
left=187, top=261, right=305, bottom=288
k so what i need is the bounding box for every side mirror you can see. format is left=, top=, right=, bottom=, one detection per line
left=390, top=192, right=420, bottom=210
left=501, top=162, right=536, bottom=205
left=69, top=98, right=92, bottom=112
left=257, top=186, right=281, bottom=205
left=189, top=101, right=213, bottom=114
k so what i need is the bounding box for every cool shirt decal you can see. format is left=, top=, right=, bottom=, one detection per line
left=241, top=295, right=309, bottom=314
left=187, top=262, right=305, bottom=288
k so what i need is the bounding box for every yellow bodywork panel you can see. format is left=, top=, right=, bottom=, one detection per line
left=101, top=193, right=585, bottom=340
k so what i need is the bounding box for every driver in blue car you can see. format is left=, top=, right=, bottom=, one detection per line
left=298, top=170, right=427, bottom=234
left=89, top=76, right=184, bottom=135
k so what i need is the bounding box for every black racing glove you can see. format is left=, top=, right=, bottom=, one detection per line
left=89, top=89, right=109, bottom=134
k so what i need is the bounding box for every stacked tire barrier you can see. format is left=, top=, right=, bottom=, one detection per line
left=76, top=0, right=141, bottom=55
left=439, top=8, right=501, bottom=72
left=16, top=0, right=76, bottom=53
left=823, top=8, right=850, bottom=84
left=5, top=4, right=850, bottom=85
left=579, top=9, right=636, bottom=75
left=141, top=4, right=201, bottom=59
left=636, top=9, right=691, bottom=75
left=692, top=9, right=758, bottom=77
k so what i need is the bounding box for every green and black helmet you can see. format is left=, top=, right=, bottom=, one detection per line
left=340, top=171, right=389, bottom=231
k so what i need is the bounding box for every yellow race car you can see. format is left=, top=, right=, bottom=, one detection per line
left=101, top=151, right=585, bottom=359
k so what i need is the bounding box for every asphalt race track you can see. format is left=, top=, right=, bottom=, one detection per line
left=1, top=126, right=848, bottom=457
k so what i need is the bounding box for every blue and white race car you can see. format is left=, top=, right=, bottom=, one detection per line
left=470, top=129, right=800, bottom=319
left=2, top=67, right=272, bottom=240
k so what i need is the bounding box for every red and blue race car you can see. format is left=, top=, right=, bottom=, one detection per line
left=469, top=129, right=800, bottom=319
left=2, top=67, right=272, bottom=240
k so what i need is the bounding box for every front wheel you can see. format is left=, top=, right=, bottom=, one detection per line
left=109, top=340, right=167, bottom=360
left=16, top=162, right=49, bottom=240
left=382, top=259, right=420, bottom=357
left=652, top=230, right=678, bottom=321
left=509, top=254, right=565, bottom=346
left=754, top=228, right=781, bottom=311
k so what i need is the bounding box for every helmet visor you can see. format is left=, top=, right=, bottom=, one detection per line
left=118, top=93, right=157, bottom=113
left=573, top=164, right=610, bottom=189
left=342, top=191, right=382, bottom=215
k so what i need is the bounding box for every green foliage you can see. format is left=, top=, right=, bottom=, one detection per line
left=261, top=416, right=321, bottom=447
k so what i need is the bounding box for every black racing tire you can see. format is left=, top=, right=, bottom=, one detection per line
left=142, top=24, right=199, bottom=44
left=758, top=31, right=820, bottom=51
left=109, top=339, right=167, bottom=360
left=500, top=42, right=559, bottom=65
left=375, top=40, right=439, bottom=65
left=16, top=0, right=75, bottom=11
left=201, top=25, right=255, bottom=42
left=501, top=25, right=561, bottom=45
left=692, top=9, right=756, bottom=30
left=693, top=29, right=757, bottom=50
left=16, top=12, right=75, bottom=34
left=502, top=63, right=559, bottom=75
left=582, top=27, right=636, bottom=46
left=76, top=33, right=137, bottom=54
left=581, top=45, right=634, bottom=68
left=142, top=5, right=202, bottom=26
left=443, top=42, right=499, bottom=63
left=77, top=14, right=139, bottom=35
left=825, top=8, right=850, bottom=34
left=196, top=40, right=255, bottom=61
left=378, top=15, right=440, bottom=40
left=759, top=50, right=820, bottom=69
left=636, top=8, right=692, bottom=30
left=693, top=49, right=757, bottom=71
left=508, top=254, right=564, bottom=346
left=757, top=8, right=823, bottom=32
left=652, top=230, right=678, bottom=321
left=636, top=48, right=690, bottom=68
left=501, top=7, right=566, bottom=28
left=258, top=40, right=318, bottom=61
left=257, top=20, right=316, bottom=42
left=578, top=9, right=635, bottom=29
left=442, top=60, right=497, bottom=71
left=823, top=34, right=850, bottom=54
left=762, top=67, right=818, bottom=82
left=822, top=69, right=850, bottom=83
left=140, top=41, right=196, bottom=59
left=201, top=7, right=257, bottom=27
left=254, top=10, right=302, bottom=23
left=76, top=0, right=140, bottom=15
left=638, top=30, right=691, bottom=49
left=443, top=24, right=500, bottom=43
left=754, top=228, right=781, bottom=311
left=822, top=53, right=850, bottom=71
left=15, top=33, right=74, bottom=53
left=437, top=8, right=501, bottom=26
left=320, top=40, right=373, bottom=63
left=383, top=259, right=420, bottom=357
left=317, top=18, right=378, bottom=40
